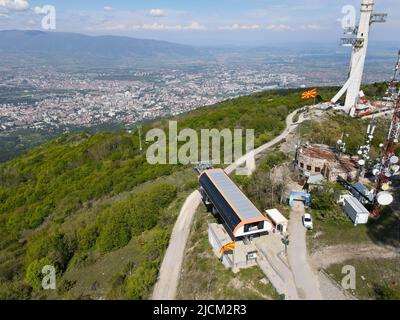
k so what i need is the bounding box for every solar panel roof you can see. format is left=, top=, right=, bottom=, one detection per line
left=205, top=169, right=264, bottom=220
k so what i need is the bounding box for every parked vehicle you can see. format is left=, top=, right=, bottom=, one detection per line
left=302, top=213, right=313, bottom=230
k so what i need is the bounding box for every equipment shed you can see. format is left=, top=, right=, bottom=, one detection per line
left=342, top=195, right=369, bottom=225
left=265, top=209, right=288, bottom=234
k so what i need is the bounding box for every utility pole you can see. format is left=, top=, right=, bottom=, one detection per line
left=357, top=120, right=376, bottom=180
left=282, top=235, right=290, bottom=256
left=138, top=124, right=143, bottom=152
left=371, top=50, right=400, bottom=217
left=337, top=132, right=347, bottom=158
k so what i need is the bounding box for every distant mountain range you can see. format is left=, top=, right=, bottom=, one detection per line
left=0, top=30, right=398, bottom=69
left=0, top=30, right=209, bottom=66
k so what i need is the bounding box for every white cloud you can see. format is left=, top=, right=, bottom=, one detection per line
left=301, top=24, right=322, bottom=30
left=32, top=6, right=46, bottom=14
left=87, top=21, right=206, bottom=32
left=149, top=8, right=166, bottom=17
left=103, top=6, right=113, bottom=12
left=141, top=22, right=168, bottom=30
left=185, top=21, right=206, bottom=30
left=141, top=21, right=205, bottom=31
left=218, top=23, right=295, bottom=31
left=103, top=24, right=126, bottom=31
left=266, top=24, right=294, bottom=31
left=219, top=24, right=261, bottom=31
left=0, top=0, right=29, bottom=11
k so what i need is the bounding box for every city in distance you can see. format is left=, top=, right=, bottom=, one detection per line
left=0, top=30, right=397, bottom=161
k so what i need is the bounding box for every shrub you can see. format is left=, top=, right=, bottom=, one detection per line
left=374, top=284, right=400, bottom=300
left=77, top=224, right=99, bottom=251
left=125, top=262, right=158, bottom=300
left=25, top=231, right=76, bottom=272
left=25, top=257, right=53, bottom=290
left=0, top=281, right=32, bottom=300
left=96, top=211, right=131, bottom=253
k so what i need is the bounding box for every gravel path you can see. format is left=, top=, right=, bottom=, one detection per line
left=287, top=201, right=323, bottom=300
left=152, top=191, right=202, bottom=300
left=317, top=272, right=349, bottom=300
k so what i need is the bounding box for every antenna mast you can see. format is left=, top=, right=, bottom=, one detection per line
left=371, top=50, right=400, bottom=217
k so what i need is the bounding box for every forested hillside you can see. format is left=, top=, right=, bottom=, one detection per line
left=0, top=84, right=385, bottom=299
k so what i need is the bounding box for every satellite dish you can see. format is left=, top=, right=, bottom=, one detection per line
left=372, top=169, right=380, bottom=176
left=390, top=156, right=399, bottom=164
left=379, top=143, right=384, bottom=148
left=377, top=192, right=394, bottom=206
left=358, top=160, right=365, bottom=166
left=337, top=139, right=342, bottom=145
left=392, top=165, right=400, bottom=173
left=358, top=150, right=363, bottom=155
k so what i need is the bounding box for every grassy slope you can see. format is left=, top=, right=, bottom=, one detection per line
left=326, top=257, right=400, bottom=299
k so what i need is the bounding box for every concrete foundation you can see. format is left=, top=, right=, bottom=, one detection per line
left=208, top=222, right=259, bottom=272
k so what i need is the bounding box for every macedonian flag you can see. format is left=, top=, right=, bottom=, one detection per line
left=301, top=88, right=318, bottom=99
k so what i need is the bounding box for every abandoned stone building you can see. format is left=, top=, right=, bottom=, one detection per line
left=295, top=143, right=358, bottom=182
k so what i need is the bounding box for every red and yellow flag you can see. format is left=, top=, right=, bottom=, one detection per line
left=220, top=242, right=235, bottom=255
left=301, top=88, right=318, bottom=99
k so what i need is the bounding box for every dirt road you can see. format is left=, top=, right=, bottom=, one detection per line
left=152, top=110, right=299, bottom=300
left=152, top=191, right=202, bottom=300
left=287, top=201, right=323, bottom=300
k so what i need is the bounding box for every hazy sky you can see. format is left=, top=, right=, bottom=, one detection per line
left=0, top=0, right=399, bottom=46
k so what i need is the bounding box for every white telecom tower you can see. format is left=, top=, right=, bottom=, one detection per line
left=331, top=0, right=387, bottom=117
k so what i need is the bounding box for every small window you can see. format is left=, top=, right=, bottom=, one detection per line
left=315, top=167, right=321, bottom=173
left=307, top=165, right=312, bottom=171
left=300, top=162, right=304, bottom=168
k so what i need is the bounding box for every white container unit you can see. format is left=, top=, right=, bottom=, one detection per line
left=343, top=195, right=369, bottom=225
